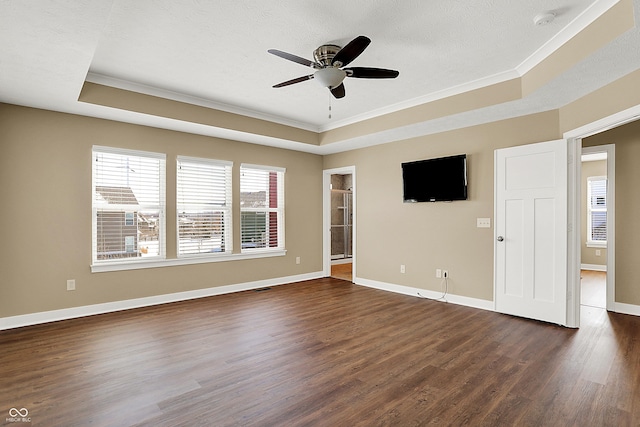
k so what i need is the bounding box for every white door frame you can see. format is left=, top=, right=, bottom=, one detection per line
left=323, top=166, right=356, bottom=278
left=564, top=104, right=640, bottom=327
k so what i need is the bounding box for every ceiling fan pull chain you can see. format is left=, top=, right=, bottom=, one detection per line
left=328, top=91, right=332, bottom=119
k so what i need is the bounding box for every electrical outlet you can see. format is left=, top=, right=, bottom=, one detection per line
left=595, top=250, right=601, bottom=256
left=477, top=218, right=491, bottom=228
left=296, top=256, right=301, bottom=264
left=400, top=264, right=406, bottom=274
left=436, top=269, right=442, bottom=278
left=67, top=279, right=76, bottom=291
left=443, top=270, right=449, bottom=279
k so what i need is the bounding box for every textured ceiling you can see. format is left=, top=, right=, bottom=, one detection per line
left=88, top=0, right=598, bottom=129
left=1, top=0, right=639, bottom=153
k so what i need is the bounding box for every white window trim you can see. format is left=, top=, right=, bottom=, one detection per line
left=91, top=154, right=288, bottom=273
left=586, top=175, right=607, bottom=248
left=240, top=163, right=286, bottom=174
left=586, top=241, right=607, bottom=249
left=91, top=250, right=286, bottom=273
left=176, top=156, right=233, bottom=258
left=91, top=145, right=167, bottom=266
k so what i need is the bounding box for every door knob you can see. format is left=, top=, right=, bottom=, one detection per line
left=497, top=236, right=504, bottom=242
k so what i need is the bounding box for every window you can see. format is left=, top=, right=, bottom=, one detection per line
left=124, top=235, right=135, bottom=253
left=125, top=212, right=134, bottom=226
left=92, top=146, right=166, bottom=264
left=240, top=164, right=285, bottom=252
left=177, top=156, right=233, bottom=256
left=587, top=176, right=607, bottom=247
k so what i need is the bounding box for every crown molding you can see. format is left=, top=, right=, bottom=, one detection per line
left=318, top=69, right=521, bottom=132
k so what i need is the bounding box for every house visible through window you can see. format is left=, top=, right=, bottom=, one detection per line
left=176, top=156, right=233, bottom=256
left=92, top=146, right=166, bottom=263
left=587, top=176, right=607, bottom=247
left=240, top=164, right=285, bottom=252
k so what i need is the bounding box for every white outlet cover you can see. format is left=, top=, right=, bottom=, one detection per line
left=477, top=218, right=491, bottom=228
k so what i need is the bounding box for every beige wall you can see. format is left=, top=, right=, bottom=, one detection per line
left=324, top=111, right=561, bottom=301
left=584, top=119, right=640, bottom=306
left=581, top=160, right=608, bottom=267
left=0, top=104, right=323, bottom=318
left=4, top=55, right=640, bottom=320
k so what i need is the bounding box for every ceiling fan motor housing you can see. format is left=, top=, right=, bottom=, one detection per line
left=313, top=44, right=341, bottom=67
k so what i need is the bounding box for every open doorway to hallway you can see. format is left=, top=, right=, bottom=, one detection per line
left=580, top=149, right=607, bottom=309
left=579, top=147, right=611, bottom=311
left=330, top=173, right=353, bottom=282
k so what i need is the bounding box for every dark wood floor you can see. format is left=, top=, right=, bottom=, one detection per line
left=1, top=278, right=639, bottom=426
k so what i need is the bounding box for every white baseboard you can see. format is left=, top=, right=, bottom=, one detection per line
left=5, top=272, right=636, bottom=331
left=581, top=263, right=607, bottom=272
left=614, top=302, right=640, bottom=317
left=0, top=271, right=324, bottom=330
left=355, top=277, right=495, bottom=312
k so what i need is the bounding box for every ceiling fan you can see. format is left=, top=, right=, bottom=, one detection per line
left=268, top=35, right=399, bottom=99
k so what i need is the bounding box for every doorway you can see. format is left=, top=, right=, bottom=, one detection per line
left=566, top=117, right=623, bottom=326
left=580, top=150, right=609, bottom=309
left=323, top=166, right=355, bottom=282
left=579, top=144, right=615, bottom=312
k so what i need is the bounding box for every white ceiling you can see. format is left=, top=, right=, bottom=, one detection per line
left=1, top=0, right=639, bottom=153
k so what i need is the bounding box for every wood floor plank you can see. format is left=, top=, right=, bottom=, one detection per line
left=2, top=278, right=640, bottom=426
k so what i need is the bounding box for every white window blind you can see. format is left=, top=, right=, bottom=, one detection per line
left=240, top=164, right=285, bottom=252
left=587, top=176, right=607, bottom=245
left=177, top=156, right=233, bottom=256
left=92, top=146, right=166, bottom=264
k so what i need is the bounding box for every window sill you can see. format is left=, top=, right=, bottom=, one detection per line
left=91, top=250, right=286, bottom=273
left=586, top=242, right=607, bottom=249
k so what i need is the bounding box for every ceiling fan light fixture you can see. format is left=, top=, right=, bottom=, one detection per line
left=314, top=67, right=346, bottom=88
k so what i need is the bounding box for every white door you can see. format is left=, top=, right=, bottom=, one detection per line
left=495, top=139, right=567, bottom=325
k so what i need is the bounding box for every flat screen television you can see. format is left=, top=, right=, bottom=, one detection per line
left=402, top=154, right=467, bottom=202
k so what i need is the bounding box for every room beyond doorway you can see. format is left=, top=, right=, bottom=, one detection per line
left=578, top=145, right=614, bottom=315
left=331, top=261, right=352, bottom=282
left=323, top=166, right=356, bottom=282
left=330, top=173, right=353, bottom=282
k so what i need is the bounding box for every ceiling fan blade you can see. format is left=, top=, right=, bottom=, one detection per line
left=344, top=67, right=399, bottom=79
left=273, top=75, right=314, bottom=88
left=330, top=83, right=346, bottom=99
left=331, top=36, right=371, bottom=67
left=268, top=49, right=320, bottom=68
